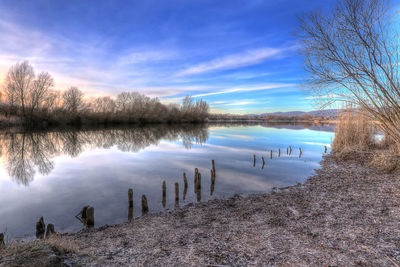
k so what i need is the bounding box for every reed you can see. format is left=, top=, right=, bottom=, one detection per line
left=332, top=109, right=375, bottom=155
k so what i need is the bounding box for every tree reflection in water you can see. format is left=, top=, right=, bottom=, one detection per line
left=0, top=124, right=208, bottom=185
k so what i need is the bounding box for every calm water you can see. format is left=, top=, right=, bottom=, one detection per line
left=0, top=123, right=334, bottom=239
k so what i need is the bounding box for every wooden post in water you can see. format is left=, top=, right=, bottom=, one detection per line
left=262, top=157, right=265, bottom=169
left=278, top=148, right=281, bottom=157
left=183, top=173, right=188, bottom=200
left=128, top=206, right=133, bottom=222
left=253, top=154, right=256, bottom=167
left=0, top=233, right=4, bottom=247
left=194, top=168, right=199, bottom=192
left=270, top=150, right=273, bottom=159
left=196, top=172, right=202, bottom=202
left=175, top=182, right=179, bottom=205
left=289, top=145, right=292, bottom=155
left=286, top=147, right=288, bottom=155
left=211, top=160, right=216, bottom=174
left=86, top=206, right=94, bottom=227
left=299, top=148, right=302, bottom=158
left=46, top=224, right=55, bottom=239
left=141, top=195, right=149, bottom=215
left=36, top=216, right=45, bottom=239
left=128, top=188, right=133, bottom=208
left=162, top=180, right=166, bottom=207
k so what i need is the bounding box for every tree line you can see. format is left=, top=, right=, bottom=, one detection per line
left=0, top=61, right=209, bottom=127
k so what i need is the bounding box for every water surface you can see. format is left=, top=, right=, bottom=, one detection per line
left=0, top=123, right=334, bottom=239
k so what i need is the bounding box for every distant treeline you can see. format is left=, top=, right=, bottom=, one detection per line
left=209, top=113, right=331, bottom=122
left=0, top=61, right=209, bottom=127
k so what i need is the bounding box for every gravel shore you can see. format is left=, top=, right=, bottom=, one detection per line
left=2, top=154, right=400, bottom=266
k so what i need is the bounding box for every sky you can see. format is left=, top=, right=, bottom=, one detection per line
left=0, top=0, right=338, bottom=114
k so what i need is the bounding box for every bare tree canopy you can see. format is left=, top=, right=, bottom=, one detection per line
left=297, top=0, right=400, bottom=147
left=62, top=86, right=84, bottom=114
left=5, top=61, right=35, bottom=115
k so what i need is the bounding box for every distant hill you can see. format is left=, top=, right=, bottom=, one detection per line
left=249, top=109, right=338, bottom=118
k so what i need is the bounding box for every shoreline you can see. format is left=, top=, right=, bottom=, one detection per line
left=1, top=153, right=399, bottom=266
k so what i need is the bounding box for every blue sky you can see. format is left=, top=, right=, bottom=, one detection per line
left=0, top=0, right=337, bottom=114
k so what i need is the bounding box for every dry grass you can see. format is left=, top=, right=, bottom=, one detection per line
left=369, top=150, right=400, bottom=173
left=331, top=109, right=400, bottom=172
left=0, top=235, right=84, bottom=266
left=332, top=109, right=375, bottom=159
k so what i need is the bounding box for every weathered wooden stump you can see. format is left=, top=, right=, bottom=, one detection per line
left=262, top=157, right=265, bottom=169
left=128, top=188, right=133, bottom=208
left=289, top=145, right=292, bottom=155
left=46, top=223, right=55, bottom=238
left=286, top=147, right=289, bottom=155
left=36, top=216, right=45, bottom=239
left=175, top=182, right=179, bottom=204
left=278, top=148, right=281, bottom=157
left=196, top=173, right=202, bottom=202
left=141, top=195, right=149, bottom=215
left=253, top=154, right=256, bottom=167
left=183, top=173, right=188, bottom=200
left=270, top=150, right=273, bottom=159
left=81, top=206, right=89, bottom=221
left=299, top=148, right=303, bottom=158
left=128, top=206, right=133, bottom=222
left=162, top=180, right=166, bottom=207
left=194, top=168, right=199, bottom=192
left=211, top=160, right=216, bottom=174
left=86, top=206, right=94, bottom=227
left=0, top=233, right=4, bottom=247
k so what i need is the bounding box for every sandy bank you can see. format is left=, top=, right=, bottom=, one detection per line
left=1, top=154, right=400, bottom=266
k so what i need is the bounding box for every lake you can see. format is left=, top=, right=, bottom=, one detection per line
left=0, top=123, right=334, bottom=239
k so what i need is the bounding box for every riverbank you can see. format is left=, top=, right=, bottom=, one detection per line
left=1, top=153, right=399, bottom=266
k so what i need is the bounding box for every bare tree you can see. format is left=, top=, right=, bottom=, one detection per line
left=62, top=86, right=84, bottom=115
left=297, top=0, right=400, bottom=149
left=29, top=72, right=54, bottom=113
left=5, top=61, right=35, bottom=116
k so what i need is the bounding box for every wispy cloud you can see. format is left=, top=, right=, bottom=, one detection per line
left=189, top=83, right=294, bottom=98
left=175, top=47, right=291, bottom=77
